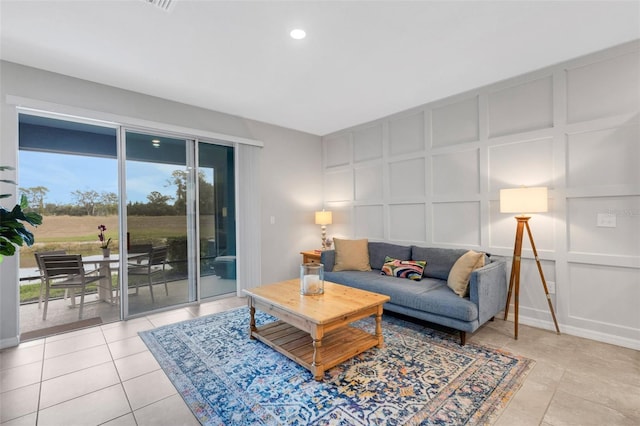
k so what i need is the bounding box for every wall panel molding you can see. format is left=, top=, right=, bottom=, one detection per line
left=488, top=76, right=554, bottom=138
left=355, top=163, right=383, bottom=201
left=324, top=132, right=351, bottom=168
left=354, top=124, right=383, bottom=163
left=388, top=110, right=426, bottom=156
left=432, top=96, right=479, bottom=147
left=488, top=137, right=554, bottom=192
left=566, top=50, right=640, bottom=124
left=389, top=203, right=427, bottom=242
left=432, top=201, right=481, bottom=246
left=321, top=41, right=640, bottom=350
left=432, top=148, right=480, bottom=195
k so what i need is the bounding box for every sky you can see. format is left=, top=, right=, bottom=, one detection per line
left=19, top=151, right=181, bottom=205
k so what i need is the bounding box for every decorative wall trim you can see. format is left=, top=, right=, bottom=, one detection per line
left=321, top=41, right=640, bottom=349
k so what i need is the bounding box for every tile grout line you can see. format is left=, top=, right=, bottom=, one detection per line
left=1, top=300, right=218, bottom=424
left=33, top=339, right=46, bottom=425
left=101, top=323, right=139, bottom=426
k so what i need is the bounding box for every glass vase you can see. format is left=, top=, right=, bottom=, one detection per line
left=300, top=263, right=324, bottom=295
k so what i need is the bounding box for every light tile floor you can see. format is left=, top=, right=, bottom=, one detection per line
left=2, top=297, right=639, bottom=425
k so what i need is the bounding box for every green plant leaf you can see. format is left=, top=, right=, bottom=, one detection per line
left=0, top=167, right=43, bottom=255
left=0, top=239, right=18, bottom=257
left=24, top=211, right=44, bottom=226
left=19, top=194, right=28, bottom=209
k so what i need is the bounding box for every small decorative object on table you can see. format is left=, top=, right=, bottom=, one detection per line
left=300, top=263, right=324, bottom=295
left=98, top=224, right=112, bottom=257
left=324, top=238, right=333, bottom=249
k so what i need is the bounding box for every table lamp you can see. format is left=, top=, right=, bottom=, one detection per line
left=499, top=186, right=560, bottom=339
left=315, top=210, right=332, bottom=250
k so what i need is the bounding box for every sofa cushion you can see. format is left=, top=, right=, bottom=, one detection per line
left=320, top=250, right=336, bottom=272
left=333, top=238, right=372, bottom=272
left=380, top=256, right=426, bottom=281
left=411, top=246, right=469, bottom=280
left=447, top=250, right=485, bottom=297
left=324, top=270, right=478, bottom=322
left=368, top=242, right=412, bottom=270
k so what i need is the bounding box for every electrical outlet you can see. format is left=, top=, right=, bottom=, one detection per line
left=597, top=213, right=616, bottom=228
left=547, top=281, right=555, bottom=294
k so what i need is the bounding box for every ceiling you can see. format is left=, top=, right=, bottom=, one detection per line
left=1, top=1, right=639, bottom=136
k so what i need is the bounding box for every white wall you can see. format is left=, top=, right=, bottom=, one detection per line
left=244, top=120, right=323, bottom=285
left=321, top=41, right=640, bottom=350
left=0, top=61, right=322, bottom=348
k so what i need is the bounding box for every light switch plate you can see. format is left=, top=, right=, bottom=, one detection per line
left=597, top=213, right=616, bottom=228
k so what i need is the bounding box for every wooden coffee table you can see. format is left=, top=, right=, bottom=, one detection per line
left=244, top=279, right=390, bottom=381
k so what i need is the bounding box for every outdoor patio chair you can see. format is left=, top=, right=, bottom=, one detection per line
left=127, top=245, right=169, bottom=302
left=105, top=244, right=154, bottom=302
left=129, top=244, right=152, bottom=257
left=35, top=251, right=103, bottom=307
left=34, top=250, right=67, bottom=309
left=40, top=254, right=105, bottom=320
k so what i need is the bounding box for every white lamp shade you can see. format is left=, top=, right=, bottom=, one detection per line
left=315, top=210, right=333, bottom=225
left=500, top=187, right=548, bottom=214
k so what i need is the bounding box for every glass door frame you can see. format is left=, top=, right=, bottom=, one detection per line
left=118, top=127, right=201, bottom=319
left=11, top=100, right=248, bottom=336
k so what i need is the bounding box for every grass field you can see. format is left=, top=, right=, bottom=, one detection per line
left=18, top=214, right=218, bottom=304
left=20, top=215, right=195, bottom=268
left=19, top=279, right=117, bottom=304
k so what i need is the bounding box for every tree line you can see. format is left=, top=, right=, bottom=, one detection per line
left=19, top=170, right=218, bottom=216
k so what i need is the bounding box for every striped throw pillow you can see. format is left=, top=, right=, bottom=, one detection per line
left=380, top=256, right=426, bottom=281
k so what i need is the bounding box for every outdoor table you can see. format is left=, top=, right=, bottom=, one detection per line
left=82, top=253, right=148, bottom=303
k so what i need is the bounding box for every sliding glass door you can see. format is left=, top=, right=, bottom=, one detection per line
left=122, top=132, right=237, bottom=315
left=17, top=112, right=238, bottom=328
left=198, top=142, right=236, bottom=299
left=124, top=131, right=196, bottom=315
left=17, top=113, right=121, bottom=335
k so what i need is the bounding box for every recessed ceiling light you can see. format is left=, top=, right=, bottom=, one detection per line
left=290, top=29, right=306, bottom=40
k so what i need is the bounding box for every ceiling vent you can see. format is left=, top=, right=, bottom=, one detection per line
left=141, top=0, right=175, bottom=12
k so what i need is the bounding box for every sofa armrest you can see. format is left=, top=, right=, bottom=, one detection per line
left=320, top=250, right=336, bottom=272
left=469, top=258, right=508, bottom=325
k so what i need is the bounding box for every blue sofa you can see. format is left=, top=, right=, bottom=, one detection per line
left=321, top=242, right=507, bottom=344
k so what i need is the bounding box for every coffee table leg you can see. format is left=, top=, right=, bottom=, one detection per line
left=249, top=300, right=256, bottom=340
left=311, top=328, right=324, bottom=381
left=375, top=306, right=384, bottom=348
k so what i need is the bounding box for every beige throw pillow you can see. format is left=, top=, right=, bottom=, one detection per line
left=447, top=250, right=485, bottom=297
left=333, top=238, right=372, bottom=272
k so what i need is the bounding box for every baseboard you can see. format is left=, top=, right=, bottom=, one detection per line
left=20, top=317, right=103, bottom=342
left=0, top=336, right=20, bottom=350
left=505, top=313, right=640, bottom=351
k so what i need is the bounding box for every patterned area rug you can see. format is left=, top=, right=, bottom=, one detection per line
left=139, top=307, right=534, bottom=425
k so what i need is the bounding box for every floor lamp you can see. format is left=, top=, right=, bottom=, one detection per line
left=500, top=187, right=560, bottom=339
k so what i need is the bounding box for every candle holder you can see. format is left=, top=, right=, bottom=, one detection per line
left=300, top=263, right=324, bottom=295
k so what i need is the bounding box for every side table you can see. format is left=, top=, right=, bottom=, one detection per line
left=300, top=250, right=321, bottom=264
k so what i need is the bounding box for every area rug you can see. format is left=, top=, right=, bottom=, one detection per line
left=139, top=307, right=534, bottom=425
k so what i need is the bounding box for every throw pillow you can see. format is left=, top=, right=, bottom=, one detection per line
left=333, top=238, right=372, bottom=272
left=381, top=256, right=426, bottom=281
left=447, top=250, right=485, bottom=297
